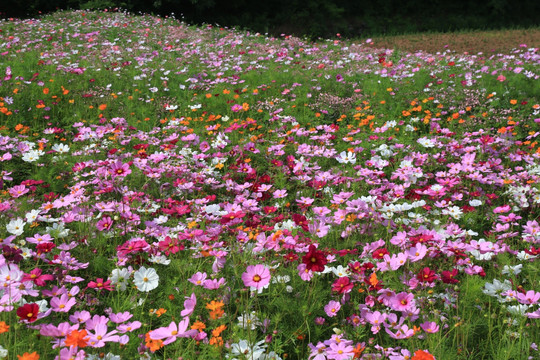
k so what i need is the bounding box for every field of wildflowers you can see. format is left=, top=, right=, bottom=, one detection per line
left=0, top=9, right=539, bottom=360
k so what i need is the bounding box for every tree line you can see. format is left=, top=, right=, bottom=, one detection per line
left=2, top=0, right=539, bottom=38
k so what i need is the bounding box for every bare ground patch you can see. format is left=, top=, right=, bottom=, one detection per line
left=364, top=28, right=540, bottom=54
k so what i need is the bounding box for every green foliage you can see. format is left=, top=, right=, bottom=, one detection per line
left=2, top=0, right=539, bottom=38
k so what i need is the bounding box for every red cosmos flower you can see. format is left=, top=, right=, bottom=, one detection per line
left=22, top=269, right=54, bottom=286
left=292, top=214, right=309, bottom=232
left=302, top=244, right=327, bottom=272
left=158, top=236, right=183, bottom=256
left=372, top=248, right=389, bottom=260
left=417, top=267, right=437, bottom=283
left=283, top=252, right=298, bottom=263
left=36, top=242, right=55, bottom=255
left=348, top=261, right=363, bottom=274
left=332, top=277, right=354, bottom=294
left=219, top=211, right=246, bottom=224
left=16, top=303, right=39, bottom=323
left=87, top=278, right=113, bottom=291
left=441, top=269, right=459, bottom=284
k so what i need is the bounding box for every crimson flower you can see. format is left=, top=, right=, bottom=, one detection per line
left=417, top=267, right=437, bottom=283
left=302, top=244, right=327, bottom=272
left=17, top=303, right=39, bottom=322
left=36, top=242, right=56, bottom=254
left=283, top=252, right=298, bottom=263
left=158, top=236, right=183, bottom=255
left=332, top=277, right=354, bottom=294
left=219, top=211, right=246, bottom=225
left=441, top=269, right=459, bottom=284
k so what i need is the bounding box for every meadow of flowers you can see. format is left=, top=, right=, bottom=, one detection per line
left=0, top=9, right=539, bottom=360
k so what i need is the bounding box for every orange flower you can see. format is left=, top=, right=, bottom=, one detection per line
left=411, top=349, right=435, bottom=360
left=65, top=329, right=89, bottom=348
left=510, top=99, right=517, bottom=105
left=145, top=333, right=164, bottom=352
left=211, top=324, right=227, bottom=337
left=191, top=321, right=206, bottom=331
left=205, top=300, right=224, bottom=311
left=0, top=321, right=9, bottom=333
left=209, top=336, right=224, bottom=347
left=17, top=352, right=39, bottom=360
left=367, top=272, right=379, bottom=287
left=98, top=104, right=107, bottom=111
left=352, top=343, right=365, bottom=358
left=155, top=308, right=167, bottom=317
left=209, top=308, right=225, bottom=320
left=242, top=102, right=249, bottom=111
left=43, top=88, right=49, bottom=94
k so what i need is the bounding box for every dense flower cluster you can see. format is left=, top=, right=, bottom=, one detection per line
left=0, top=9, right=538, bottom=360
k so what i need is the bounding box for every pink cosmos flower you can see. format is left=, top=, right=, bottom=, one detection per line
left=109, top=311, right=133, bottom=323
left=150, top=317, right=198, bottom=345
left=109, top=160, right=131, bottom=177
left=9, top=185, right=29, bottom=198
left=87, top=278, right=113, bottom=291
left=385, top=324, right=414, bottom=339
left=365, top=311, right=386, bottom=334
left=50, top=294, right=76, bottom=313
left=297, top=263, right=314, bottom=281
left=202, top=277, right=226, bottom=290
left=96, top=216, right=113, bottom=231
left=241, top=264, right=271, bottom=290
left=58, top=347, right=86, bottom=360
left=517, top=290, right=540, bottom=305
left=116, top=321, right=142, bottom=333
left=324, top=300, right=341, bottom=317
left=86, top=323, right=119, bottom=348
left=180, top=293, right=197, bottom=317
left=390, top=292, right=416, bottom=312
left=188, top=272, right=207, bottom=286
left=308, top=342, right=328, bottom=360
left=327, top=341, right=354, bottom=360
left=22, top=268, right=54, bottom=286
left=69, top=310, right=91, bottom=324
left=420, top=321, right=440, bottom=333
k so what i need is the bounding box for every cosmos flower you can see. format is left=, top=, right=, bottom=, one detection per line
left=242, top=264, right=271, bottom=291
left=132, top=267, right=159, bottom=292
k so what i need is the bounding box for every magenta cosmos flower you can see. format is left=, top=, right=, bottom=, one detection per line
left=241, top=264, right=271, bottom=290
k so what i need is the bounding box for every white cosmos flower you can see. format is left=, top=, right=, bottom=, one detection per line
left=109, top=268, right=130, bottom=291
left=442, top=206, right=463, bottom=220
left=502, top=264, right=523, bottom=276
left=237, top=311, right=261, bottom=330
left=417, top=137, right=435, bottom=148
left=228, top=339, right=267, bottom=359
left=6, top=218, right=25, bottom=236
left=25, top=209, right=41, bottom=223
left=149, top=254, right=171, bottom=265
left=133, top=266, right=159, bottom=292
left=52, top=143, right=70, bottom=154
left=336, top=151, right=356, bottom=164
left=0, top=344, right=8, bottom=359
left=483, top=279, right=512, bottom=297
left=21, top=150, right=44, bottom=162
left=469, top=199, right=482, bottom=207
